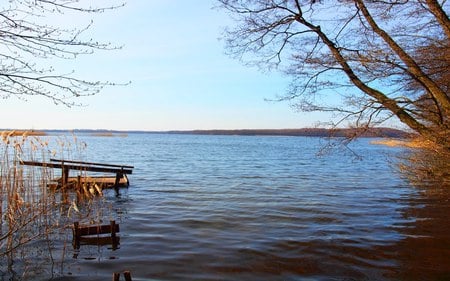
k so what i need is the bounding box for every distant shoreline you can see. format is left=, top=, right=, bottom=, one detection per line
left=0, top=127, right=409, bottom=138
left=164, top=128, right=408, bottom=138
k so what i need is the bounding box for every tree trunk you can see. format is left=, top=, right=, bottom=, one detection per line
left=425, top=0, right=450, bottom=39
left=355, top=0, right=450, bottom=122
left=292, top=15, right=450, bottom=147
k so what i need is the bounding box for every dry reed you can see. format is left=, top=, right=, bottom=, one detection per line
left=0, top=132, right=114, bottom=280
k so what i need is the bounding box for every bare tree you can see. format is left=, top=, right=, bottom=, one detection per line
left=0, top=0, right=124, bottom=106
left=218, top=0, right=449, bottom=149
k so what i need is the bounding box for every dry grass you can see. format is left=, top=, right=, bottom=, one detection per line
left=372, top=136, right=449, bottom=188
left=375, top=135, right=450, bottom=189
left=370, top=138, right=436, bottom=149
left=0, top=131, right=113, bottom=279
left=0, top=130, right=47, bottom=137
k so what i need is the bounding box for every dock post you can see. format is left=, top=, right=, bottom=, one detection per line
left=111, top=220, right=118, bottom=250
left=76, top=175, right=81, bottom=190
left=124, top=271, right=132, bottom=281
left=112, top=271, right=132, bottom=281
left=61, top=165, right=69, bottom=188
left=114, top=170, right=122, bottom=186
left=114, top=172, right=121, bottom=196
left=73, top=221, right=80, bottom=249
left=110, top=220, right=117, bottom=238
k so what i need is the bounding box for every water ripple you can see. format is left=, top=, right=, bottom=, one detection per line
left=44, top=134, right=426, bottom=280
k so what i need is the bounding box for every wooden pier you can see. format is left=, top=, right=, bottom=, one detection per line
left=21, top=158, right=134, bottom=190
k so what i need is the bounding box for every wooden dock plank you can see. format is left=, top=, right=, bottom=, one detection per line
left=50, top=158, right=134, bottom=169
left=21, top=160, right=133, bottom=174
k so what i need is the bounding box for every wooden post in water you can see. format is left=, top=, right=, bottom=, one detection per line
left=73, top=221, right=80, bottom=249
left=124, top=271, right=132, bottom=281
left=61, top=162, right=69, bottom=188
left=112, top=271, right=132, bottom=281
left=111, top=220, right=118, bottom=250
left=114, top=168, right=123, bottom=196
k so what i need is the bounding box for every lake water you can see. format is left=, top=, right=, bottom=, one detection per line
left=4, top=133, right=450, bottom=280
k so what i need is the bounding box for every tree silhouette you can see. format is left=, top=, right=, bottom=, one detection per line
left=218, top=0, right=449, bottom=149
left=0, top=0, right=124, bottom=106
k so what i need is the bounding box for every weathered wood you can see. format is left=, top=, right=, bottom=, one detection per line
left=21, top=160, right=133, bottom=175
left=73, top=220, right=120, bottom=249
left=124, top=271, right=132, bottom=281
left=22, top=159, right=133, bottom=192
left=114, top=172, right=123, bottom=186
left=50, top=158, right=134, bottom=169
left=79, top=236, right=119, bottom=245
left=73, top=221, right=80, bottom=249
left=62, top=167, right=69, bottom=187
left=76, top=222, right=120, bottom=236
left=55, top=175, right=129, bottom=189
left=112, top=271, right=132, bottom=281
left=111, top=220, right=117, bottom=239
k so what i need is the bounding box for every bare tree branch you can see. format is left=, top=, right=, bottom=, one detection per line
left=218, top=0, right=450, bottom=149
left=0, top=0, right=125, bottom=105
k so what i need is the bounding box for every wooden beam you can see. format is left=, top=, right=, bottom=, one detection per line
left=21, top=161, right=133, bottom=175
left=50, top=158, right=134, bottom=169
left=76, top=222, right=120, bottom=236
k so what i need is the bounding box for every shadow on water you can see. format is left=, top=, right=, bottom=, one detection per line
left=387, top=189, right=450, bottom=280
left=383, top=149, right=450, bottom=280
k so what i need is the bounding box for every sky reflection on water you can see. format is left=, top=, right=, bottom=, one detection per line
left=7, top=134, right=450, bottom=280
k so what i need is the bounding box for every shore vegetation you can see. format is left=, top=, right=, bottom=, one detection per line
left=0, top=131, right=112, bottom=279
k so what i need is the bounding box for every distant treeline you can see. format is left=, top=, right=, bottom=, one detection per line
left=0, top=128, right=409, bottom=138
left=165, top=128, right=409, bottom=138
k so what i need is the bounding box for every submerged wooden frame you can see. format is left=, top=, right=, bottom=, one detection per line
left=72, top=220, right=120, bottom=250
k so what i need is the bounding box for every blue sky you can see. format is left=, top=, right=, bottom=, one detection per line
left=0, top=1, right=332, bottom=131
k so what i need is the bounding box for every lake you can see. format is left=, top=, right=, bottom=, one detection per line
left=2, top=133, right=450, bottom=280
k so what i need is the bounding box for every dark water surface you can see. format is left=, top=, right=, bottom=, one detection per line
left=18, top=134, right=450, bottom=280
